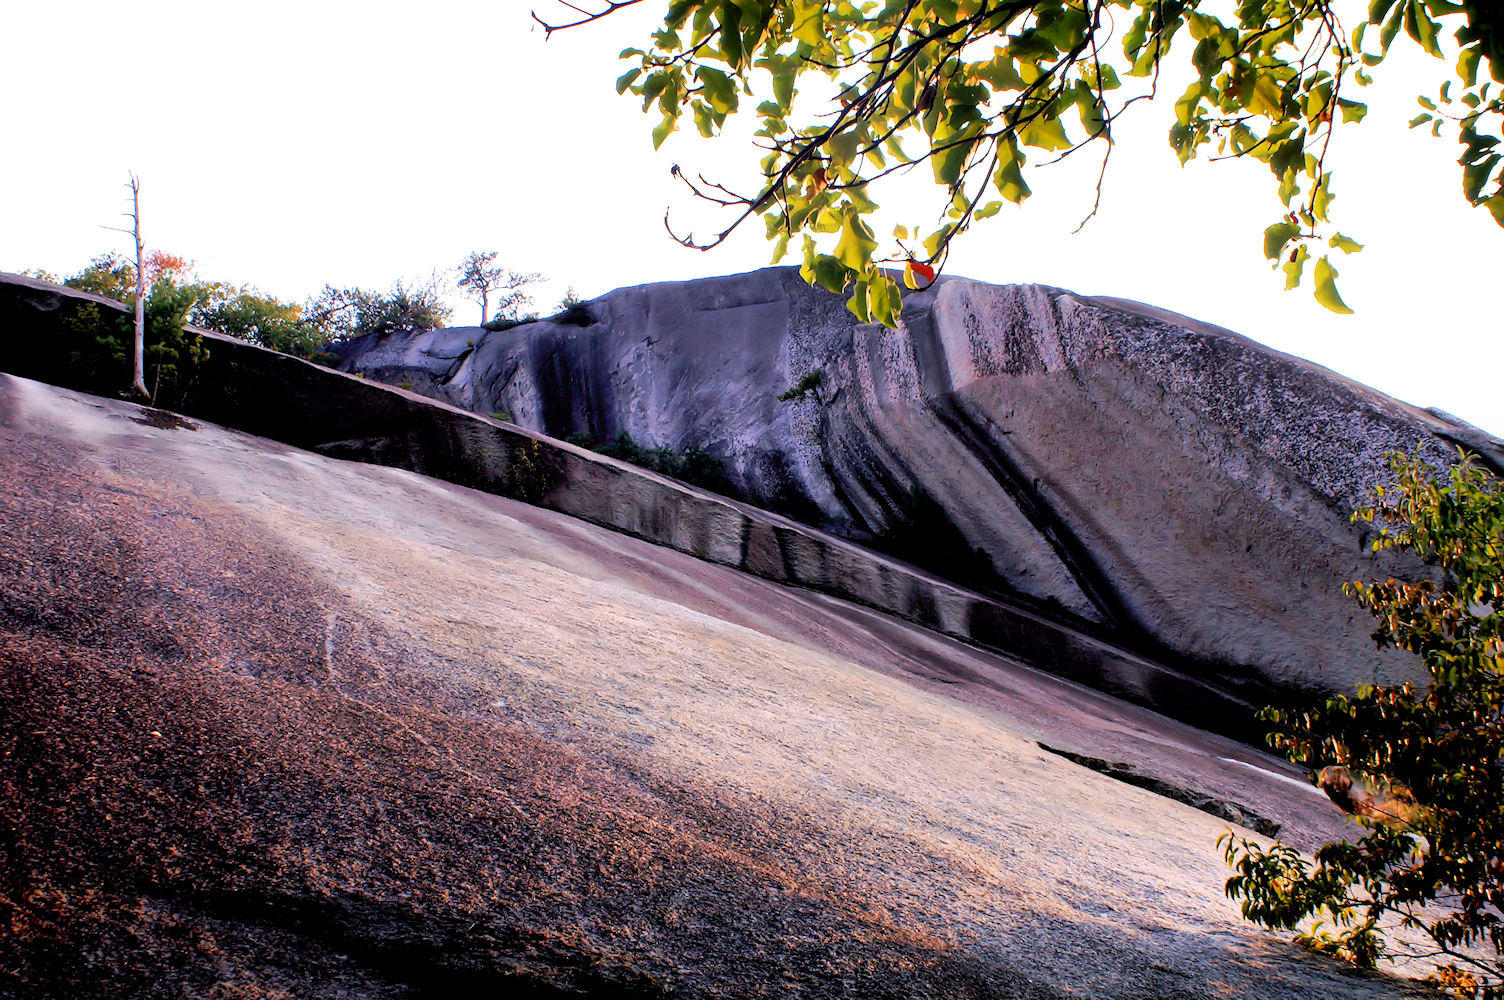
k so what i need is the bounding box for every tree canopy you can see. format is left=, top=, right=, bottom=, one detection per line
left=538, top=0, right=1503, bottom=325
left=303, top=279, right=452, bottom=344
left=456, top=251, right=540, bottom=325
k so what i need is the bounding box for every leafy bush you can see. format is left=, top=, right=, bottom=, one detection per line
left=60, top=253, right=326, bottom=363
left=303, top=279, right=451, bottom=343
left=551, top=302, right=593, bottom=328
left=189, top=286, right=321, bottom=358
left=62, top=253, right=138, bottom=302
left=481, top=313, right=540, bottom=333
left=1223, top=451, right=1504, bottom=997
left=60, top=256, right=208, bottom=404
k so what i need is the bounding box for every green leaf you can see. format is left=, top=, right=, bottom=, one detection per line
left=829, top=128, right=862, bottom=167
left=1282, top=245, right=1309, bottom=289
left=1462, top=155, right=1500, bottom=202
left=922, top=225, right=953, bottom=258
left=1247, top=72, right=1284, bottom=117
left=1019, top=116, right=1072, bottom=152
left=801, top=253, right=848, bottom=294
left=1408, top=0, right=1441, bottom=57
left=931, top=136, right=972, bottom=185
left=1278, top=168, right=1300, bottom=205
left=771, top=231, right=791, bottom=262
left=975, top=51, right=1025, bottom=91
left=1122, top=9, right=1149, bottom=58
left=1270, top=134, right=1306, bottom=177
left=1312, top=173, right=1334, bottom=221
left=1487, top=193, right=1504, bottom=227
left=718, top=1, right=744, bottom=65
left=1073, top=84, right=1106, bottom=136
left=1264, top=222, right=1299, bottom=259
left=698, top=66, right=738, bottom=115
left=1330, top=233, right=1364, bottom=254
left=693, top=102, right=715, bottom=137
left=994, top=142, right=1031, bottom=204
left=616, top=68, right=643, bottom=94
left=639, top=71, right=670, bottom=108
left=1175, top=80, right=1208, bottom=127
left=846, top=184, right=878, bottom=214
left=867, top=273, right=897, bottom=328
left=834, top=212, right=878, bottom=272
left=846, top=275, right=871, bottom=322
left=789, top=0, right=824, bottom=47
left=1313, top=256, right=1354, bottom=313
left=652, top=115, right=678, bottom=149
left=1379, top=2, right=1404, bottom=51
left=770, top=58, right=797, bottom=109
left=1185, top=10, right=1221, bottom=40
left=1459, top=46, right=1481, bottom=87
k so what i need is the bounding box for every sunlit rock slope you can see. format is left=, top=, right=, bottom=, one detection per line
left=0, top=374, right=1431, bottom=998
left=336, top=267, right=1503, bottom=700
left=0, top=272, right=1265, bottom=734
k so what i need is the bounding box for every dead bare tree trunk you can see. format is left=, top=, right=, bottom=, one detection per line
left=128, top=174, right=148, bottom=398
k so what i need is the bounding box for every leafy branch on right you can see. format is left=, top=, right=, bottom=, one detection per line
left=1224, top=450, right=1504, bottom=998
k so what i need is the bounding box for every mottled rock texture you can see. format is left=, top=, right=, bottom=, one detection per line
left=0, top=274, right=1257, bottom=734
left=0, top=374, right=1430, bottom=999
left=334, top=268, right=1503, bottom=699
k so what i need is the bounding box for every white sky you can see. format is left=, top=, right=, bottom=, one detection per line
left=2, top=1, right=1499, bottom=433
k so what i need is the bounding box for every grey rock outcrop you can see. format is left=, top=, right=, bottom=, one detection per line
left=336, top=267, right=1503, bottom=699
left=0, top=373, right=1432, bottom=999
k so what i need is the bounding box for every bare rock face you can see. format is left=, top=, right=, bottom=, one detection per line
left=336, top=267, right=1503, bottom=699
left=0, top=375, right=1433, bottom=999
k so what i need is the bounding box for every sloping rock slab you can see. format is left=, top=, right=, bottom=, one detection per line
left=0, top=273, right=1257, bottom=737
left=0, top=374, right=1427, bottom=998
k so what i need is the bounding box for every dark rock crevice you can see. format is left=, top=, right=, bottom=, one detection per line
left=919, top=393, right=1131, bottom=631
left=1037, top=743, right=1283, bottom=839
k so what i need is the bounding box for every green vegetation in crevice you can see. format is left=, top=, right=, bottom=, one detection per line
left=777, top=369, right=824, bottom=404
left=565, top=430, right=738, bottom=498
left=507, top=438, right=556, bottom=503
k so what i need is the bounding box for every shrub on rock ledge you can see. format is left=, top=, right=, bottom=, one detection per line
left=1224, top=451, right=1504, bottom=997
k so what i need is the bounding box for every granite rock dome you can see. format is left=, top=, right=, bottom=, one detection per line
left=337, top=267, right=1504, bottom=698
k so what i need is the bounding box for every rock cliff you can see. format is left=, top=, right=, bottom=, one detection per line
left=0, top=373, right=1431, bottom=998
left=336, top=268, right=1503, bottom=699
